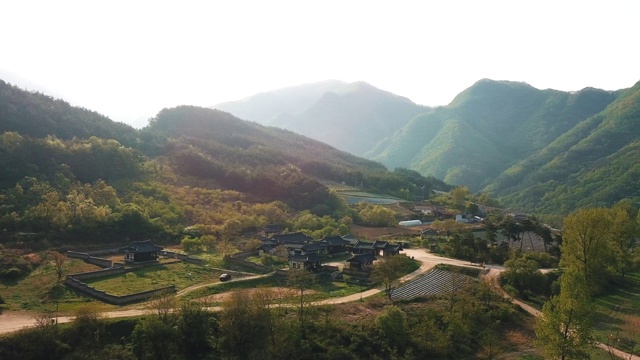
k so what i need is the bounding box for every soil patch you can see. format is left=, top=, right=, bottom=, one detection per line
left=350, top=224, right=418, bottom=241
left=195, top=287, right=316, bottom=304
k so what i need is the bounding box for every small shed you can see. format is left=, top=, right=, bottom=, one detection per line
left=119, top=240, right=163, bottom=263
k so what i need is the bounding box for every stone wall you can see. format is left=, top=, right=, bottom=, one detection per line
left=161, top=250, right=204, bottom=265
left=230, top=249, right=259, bottom=258
left=66, top=251, right=114, bottom=269
left=70, top=267, right=125, bottom=280
left=65, top=272, right=175, bottom=305
left=224, top=256, right=271, bottom=273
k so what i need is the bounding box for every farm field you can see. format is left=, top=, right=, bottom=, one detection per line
left=335, top=190, right=406, bottom=205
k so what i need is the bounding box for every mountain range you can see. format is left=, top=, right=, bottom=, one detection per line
left=2, top=75, right=640, bottom=218
left=214, top=80, right=427, bottom=156
left=213, top=78, right=640, bottom=215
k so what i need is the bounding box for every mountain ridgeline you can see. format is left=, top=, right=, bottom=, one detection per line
left=214, top=81, right=428, bottom=156
left=0, top=80, right=447, bottom=243
left=218, top=78, right=640, bottom=215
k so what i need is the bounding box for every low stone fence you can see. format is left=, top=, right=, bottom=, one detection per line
left=66, top=251, right=90, bottom=259
left=275, top=269, right=289, bottom=277
left=229, top=249, right=259, bottom=258
left=342, top=268, right=372, bottom=278
left=66, top=251, right=115, bottom=269
left=161, top=250, right=205, bottom=265
left=224, top=256, right=271, bottom=273
left=321, top=265, right=340, bottom=272
left=70, top=267, right=126, bottom=280
left=65, top=276, right=175, bottom=305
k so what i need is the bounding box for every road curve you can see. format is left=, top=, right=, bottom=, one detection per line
left=2, top=248, right=637, bottom=359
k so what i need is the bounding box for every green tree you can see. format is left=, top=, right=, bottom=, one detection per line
left=131, top=292, right=179, bottom=360
left=450, top=186, right=470, bottom=209
left=177, top=302, right=217, bottom=359
left=501, top=256, right=545, bottom=299
left=560, top=208, right=615, bottom=293
left=358, top=203, right=396, bottom=227
left=219, top=289, right=269, bottom=358
left=372, top=255, right=414, bottom=299
left=287, top=268, right=316, bottom=338
left=376, top=305, right=408, bottom=353
left=535, top=270, right=593, bottom=360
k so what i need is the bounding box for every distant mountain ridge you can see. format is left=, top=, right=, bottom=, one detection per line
left=213, top=81, right=428, bottom=156
left=216, top=78, right=640, bottom=215
left=367, top=79, right=621, bottom=191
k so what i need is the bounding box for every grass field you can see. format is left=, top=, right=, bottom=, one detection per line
left=591, top=273, right=640, bottom=355
left=84, top=262, right=225, bottom=295
left=0, top=258, right=104, bottom=312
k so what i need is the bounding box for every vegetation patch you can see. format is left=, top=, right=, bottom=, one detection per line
left=83, top=262, right=224, bottom=295
left=591, top=272, right=640, bottom=354
left=0, top=258, right=101, bottom=312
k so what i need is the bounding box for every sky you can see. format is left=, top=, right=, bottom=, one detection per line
left=2, top=0, right=639, bottom=128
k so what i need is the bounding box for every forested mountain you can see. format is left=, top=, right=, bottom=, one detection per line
left=486, top=80, right=640, bottom=214
left=366, top=79, right=621, bottom=192
left=0, top=80, right=445, bottom=245
left=0, top=80, right=138, bottom=147
left=213, top=81, right=427, bottom=156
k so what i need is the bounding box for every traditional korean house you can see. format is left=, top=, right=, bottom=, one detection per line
left=346, top=253, right=377, bottom=270
left=289, top=253, right=324, bottom=271
left=321, top=236, right=350, bottom=254
left=373, top=241, right=402, bottom=256
left=271, top=232, right=313, bottom=245
left=352, top=240, right=376, bottom=255
left=119, top=240, right=163, bottom=263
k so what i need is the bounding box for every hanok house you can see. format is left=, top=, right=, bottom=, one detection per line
left=321, top=235, right=350, bottom=254
left=271, top=232, right=313, bottom=245
left=352, top=240, right=376, bottom=255
left=373, top=241, right=402, bottom=256
left=289, top=253, right=324, bottom=271
left=346, top=253, right=377, bottom=270
left=119, top=240, right=163, bottom=263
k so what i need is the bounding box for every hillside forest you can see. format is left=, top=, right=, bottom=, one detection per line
left=1, top=77, right=640, bottom=360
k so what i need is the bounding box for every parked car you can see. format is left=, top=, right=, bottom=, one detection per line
left=219, top=273, right=231, bottom=281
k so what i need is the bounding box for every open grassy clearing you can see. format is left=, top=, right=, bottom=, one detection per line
left=0, top=258, right=107, bottom=312
left=83, top=262, right=225, bottom=295
left=591, top=272, right=640, bottom=354
left=180, top=272, right=369, bottom=305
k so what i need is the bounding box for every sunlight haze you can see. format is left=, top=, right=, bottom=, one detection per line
left=2, top=0, right=639, bottom=128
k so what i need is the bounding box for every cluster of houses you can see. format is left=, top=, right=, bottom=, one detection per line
left=257, top=225, right=402, bottom=273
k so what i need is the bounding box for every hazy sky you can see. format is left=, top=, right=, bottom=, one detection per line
left=2, top=0, right=639, bottom=128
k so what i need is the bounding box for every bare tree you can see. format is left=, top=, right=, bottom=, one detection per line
left=51, top=251, right=66, bottom=282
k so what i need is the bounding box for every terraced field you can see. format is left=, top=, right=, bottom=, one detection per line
left=391, top=268, right=475, bottom=301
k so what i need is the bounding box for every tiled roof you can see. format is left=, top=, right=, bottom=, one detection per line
left=322, top=236, right=349, bottom=246
left=302, top=242, right=327, bottom=251
left=271, top=232, right=313, bottom=244
left=354, top=240, right=375, bottom=249
left=290, top=253, right=324, bottom=262
left=347, top=253, right=377, bottom=264
left=119, top=240, right=163, bottom=253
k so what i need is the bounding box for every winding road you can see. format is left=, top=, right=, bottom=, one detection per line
left=1, top=248, right=637, bottom=359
